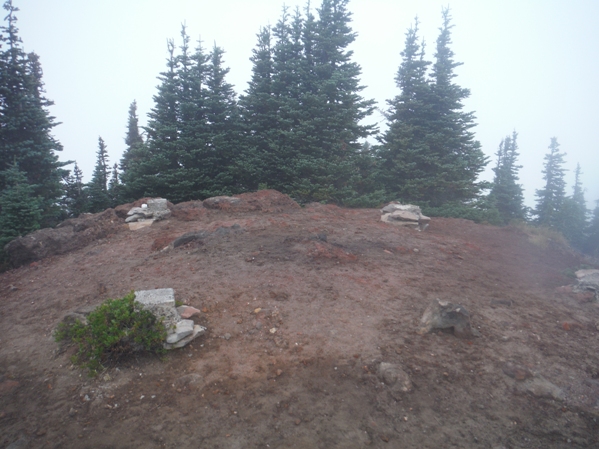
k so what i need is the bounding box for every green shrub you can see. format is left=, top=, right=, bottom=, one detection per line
left=55, top=292, right=166, bottom=375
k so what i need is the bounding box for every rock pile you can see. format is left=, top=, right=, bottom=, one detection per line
left=126, top=198, right=171, bottom=230
left=134, top=288, right=206, bottom=350
left=418, top=298, right=479, bottom=337
left=381, top=202, right=430, bottom=231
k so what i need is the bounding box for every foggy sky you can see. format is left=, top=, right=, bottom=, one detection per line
left=14, top=0, right=599, bottom=209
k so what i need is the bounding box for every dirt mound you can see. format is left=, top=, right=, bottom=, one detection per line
left=1, top=198, right=598, bottom=448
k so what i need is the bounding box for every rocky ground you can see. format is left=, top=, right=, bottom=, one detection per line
left=1, top=190, right=599, bottom=449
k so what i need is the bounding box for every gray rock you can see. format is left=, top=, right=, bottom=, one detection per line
left=147, top=198, right=168, bottom=213
left=419, top=298, right=477, bottom=337
left=126, top=198, right=170, bottom=223
left=203, top=195, right=242, bottom=209
left=576, top=269, right=599, bottom=301
left=378, top=362, right=412, bottom=398
left=125, top=213, right=148, bottom=223
left=516, top=377, right=565, bottom=401
left=381, top=202, right=430, bottom=231
left=135, top=289, right=179, bottom=330
left=172, top=231, right=209, bottom=248
left=135, top=288, right=175, bottom=308
left=164, top=325, right=206, bottom=350
left=166, top=320, right=195, bottom=344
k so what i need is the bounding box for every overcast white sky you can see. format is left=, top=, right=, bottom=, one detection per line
left=14, top=0, right=599, bottom=208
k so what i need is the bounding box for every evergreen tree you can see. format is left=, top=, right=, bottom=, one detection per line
left=291, top=0, right=376, bottom=203
left=62, top=161, right=88, bottom=218
left=378, top=18, right=433, bottom=201
left=238, top=25, right=278, bottom=190
left=0, top=162, right=42, bottom=251
left=586, top=200, right=599, bottom=258
left=124, top=39, right=180, bottom=200
left=534, top=137, right=567, bottom=229
left=201, top=44, right=244, bottom=196
left=119, top=100, right=145, bottom=175
left=240, top=1, right=375, bottom=203
left=108, top=163, right=123, bottom=207
left=87, top=137, right=111, bottom=213
left=379, top=8, right=487, bottom=207
left=560, top=163, right=587, bottom=250
left=0, top=0, right=67, bottom=226
left=122, top=26, right=244, bottom=202
left=489, top=131, right=526, bottom=223
left=427, top=8, right=486, bottom=205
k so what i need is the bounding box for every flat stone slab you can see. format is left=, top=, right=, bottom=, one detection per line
left=166, top=319, right=195, bottom=343
left=164, top=325, right=206, bottom=350
left=135, top=289, right=175, bottom=307
left=177, top=305, right=202, bottom=319
left=128, top=221, right=154, bottom=231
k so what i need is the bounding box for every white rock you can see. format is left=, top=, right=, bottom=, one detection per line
left=166, top=320, right=195, bottom=343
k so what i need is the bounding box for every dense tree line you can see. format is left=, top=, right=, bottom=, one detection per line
left=1, top=0, right=598, bottom=263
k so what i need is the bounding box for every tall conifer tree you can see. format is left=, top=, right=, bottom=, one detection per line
left=534, top=137, right=567, bottom=229
left=380, top=9, right=486, bottom=207
left=62, top=162, right=88, bottom=218
left=586, top=200, right=599, bottom=258
left=560, top=163, right=587, bottom=250
left=87, top=137, right=111, bottom=213
left=378, top=19, right=433, bottom=201
left=489, top=131, right=525, bottom=223
left=120, top=100, right=144, bottom=175
left=0, top=0, right=67, bottom=226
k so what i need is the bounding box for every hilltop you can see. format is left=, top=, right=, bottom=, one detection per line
left=1, top=190, right=598, bottom=449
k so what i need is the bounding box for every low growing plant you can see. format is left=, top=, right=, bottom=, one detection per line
left=55, top=292, right=166, bottom=375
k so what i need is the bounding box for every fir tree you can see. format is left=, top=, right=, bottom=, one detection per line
left=534, top=137, right=567, bottom=229
left=0, top=0, right=67, bottom=225
left=489, top=131, right=526, bottom=223
left=87, top=137, right=111, bottom=213
left=108, top=163, right=123, bottom=207
left=427, top=8, right=486, bottom=206
left=379, top=9, right=487, bottom=208
left=202, top=44, right=244, bottom=196
left=62, top=161, right=88, bottom=218
left=291, top=0, right=376, bottom=203
left=119, top=100, right=145, bottom=175
left=378, top=18, right=433, bottom=201
left=560, top=163, right=587, bottom=250
left=125, top=38, right=180, bottom=200
left=238, top=25, right=277, bottom=190
left=0, top=162, right=42, bottom=251
left=586, top=200, right=599, bottom=258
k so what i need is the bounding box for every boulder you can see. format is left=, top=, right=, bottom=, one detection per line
left=575, top=269, right=599, bottom=301
left=418, top=298, right=478, bottom=337
left=4, top=209, right=123, bottom=267
left=381, top=202, right=430, bottom=231
left=203, top=196, right=242, bottom=209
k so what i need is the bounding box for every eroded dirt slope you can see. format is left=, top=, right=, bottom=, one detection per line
left=1, top=191, right=598, bottom=449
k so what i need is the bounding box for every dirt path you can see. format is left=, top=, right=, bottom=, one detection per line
left=1, top=192, right=598, bottom=448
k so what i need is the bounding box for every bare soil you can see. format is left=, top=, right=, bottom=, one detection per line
left=1, top=191, right=599, bottom=449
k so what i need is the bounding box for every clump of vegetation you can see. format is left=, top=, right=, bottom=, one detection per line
left=509, top=221, right=569, bottom=250
left=55, top=292, right=166, bottom=375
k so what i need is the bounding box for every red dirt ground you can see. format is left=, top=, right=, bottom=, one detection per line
left=1, top=190, right=599, bottom=449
